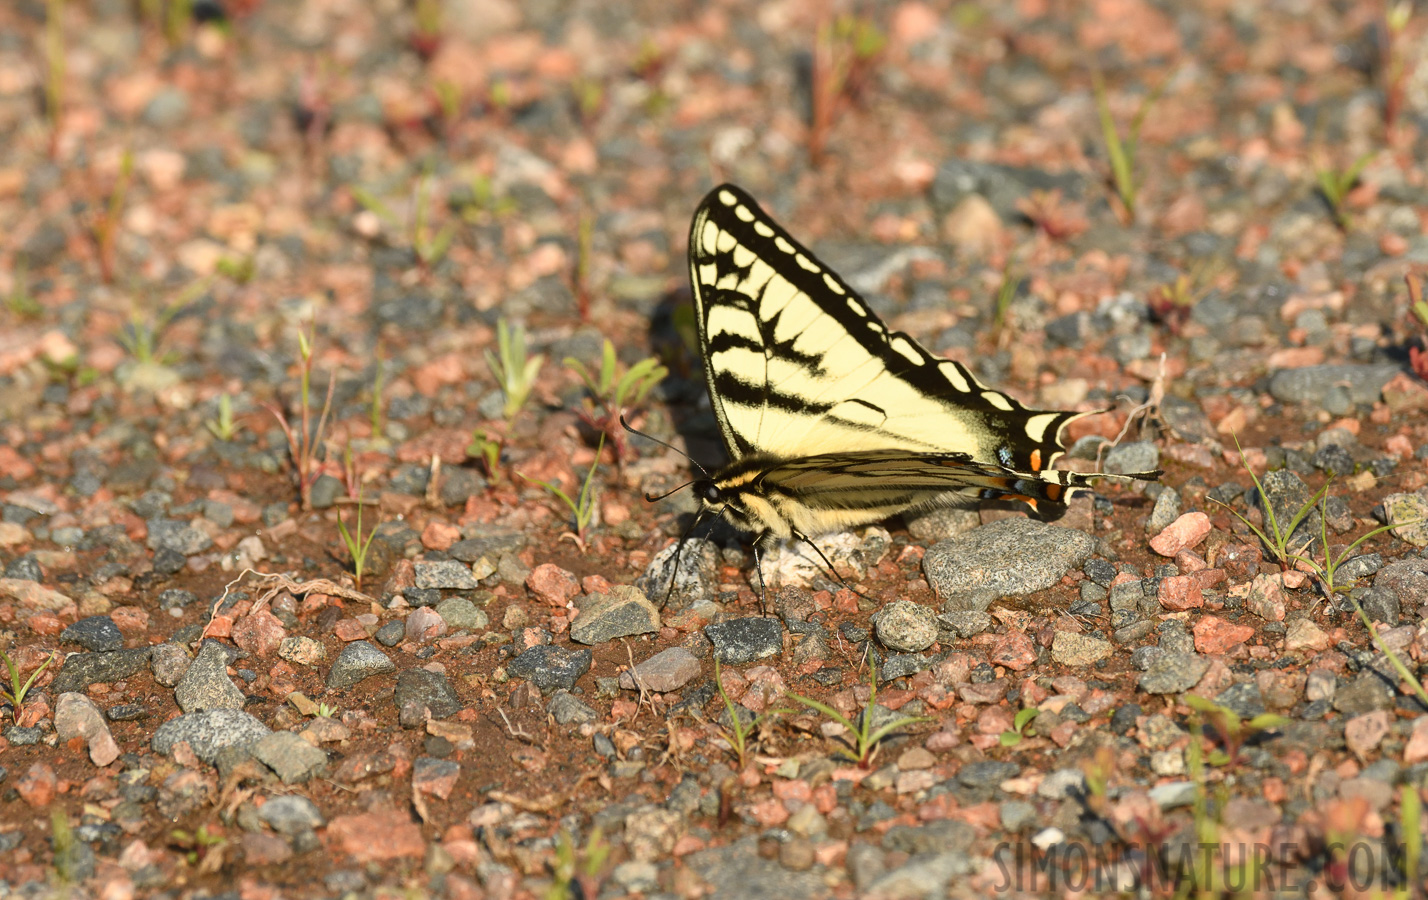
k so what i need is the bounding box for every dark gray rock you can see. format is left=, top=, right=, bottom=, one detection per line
left=1104, top=441, right=1160, bottom=475
left=620, top=647, right=702, bottom=693
left=375, top=620, right=405, bottom=646
left=570, top=586, right=660, bottom=645
left=149, top=643, right=192, bottom=687
left=507, top=645, right=592, bottom=692
left=60, top=616, right=124, bottom=653
left=4, top=555, right=42, bottom=582
left=881, top=820, right=976, bottom=856
left=309, top=474, right=343, bottom=510
left=326, top=641, right=396, bottom=690
left=175, top=642, right=246, bottom=712
left=705, top=618, right=783, bottom=665
left=394, top=667, right=462, bottom=721
left=1138, top=652, right=1210, bottom=695
left=152, top=709, right=271, bottom=763
left=51, top=647, right=153, bottom=693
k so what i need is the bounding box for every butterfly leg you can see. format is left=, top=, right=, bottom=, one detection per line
left=750, top=530, right=771, bottom=616
left=790, top=528, right=874, bottom=601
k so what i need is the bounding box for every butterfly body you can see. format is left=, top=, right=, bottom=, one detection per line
left=670, top=183, right=1158, bottom=594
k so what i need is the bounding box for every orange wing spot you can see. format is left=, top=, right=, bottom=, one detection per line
left=1029, top=449, right=1042, bottom=471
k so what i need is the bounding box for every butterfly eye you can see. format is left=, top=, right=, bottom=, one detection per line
left=704, top=484, right=722, bottom=503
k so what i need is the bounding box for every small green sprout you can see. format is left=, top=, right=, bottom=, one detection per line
left=266, top=323, right=336, bottom=511
left=1314, top=152, right=1373, bottom=231
left=205, top=393, right=238, bottom=441
left=336, top=484, right=381, bottom=593
left=564, top=338, right=667, bottom=463
left=486, top=319, right=545, bottom=424
left=786, top=662, right=930, bottom=769
left=2, top=647, right=56, bottom=721
left=546, top=826, right=611, bottom=900
left=710, top=657, right=788, bottom=770
left=999, top=707, right=1040, bottom=748
left=466, top=428, right=502, bottom=485
left=518, top=436, right=603, bottom=550
left=1183, top=694, right=1288, bottom=769
left=1090, top=66, right=1168, bottom=222
left=1211, top=432, right=1326, bottom=567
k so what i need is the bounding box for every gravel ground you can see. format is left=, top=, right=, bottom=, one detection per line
left=2, top=1, right=1428, bottom=898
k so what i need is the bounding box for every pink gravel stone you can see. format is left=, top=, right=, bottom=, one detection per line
left=232, top=608, right=286, bottom=657
left=989, top=630, right=1036, bottom=671
left=1158, top=575, right=1204, bottom=611
left=1193, top=615, right=1255, bottom=655
left=327, top=811, right=426, bottom=860
left=1150, top=512, right=1213, bottom=557
left=526, top=563, right=580, bottom=606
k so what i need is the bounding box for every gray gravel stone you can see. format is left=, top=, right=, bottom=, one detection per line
left=435, top=597, right=488, bottom=631
left=873, top=600, right=938, bottom=652
left=1267, top=364, right=1400, bottom=407
left=882, top=820, right=975, bottom=855
left=705, top=618, right=783, bottom=665
left=923, top=518, right=1095, bottom=603
left=394, top=667, right=462, bottom=721
left=507, top=645, right=592, bottom=692
left=414, top=559, right=480, bottom=590
left=51, top=647, right=152, bottom=693
left=1051, top=631, right=1112, bottom=666
left=175, top=642, right=246, bottom=713
left=1137, top=652, right=1210, bottom=694
left=1215, top=682, right=1266, bottom=719
left=1104, top=441, right=1160, bottom=476
left=1333, top=674, right=1396, bottom=715
left=152, top=709, right=271, bottom=763
left=547, top=690, right=598, bottom=725
left=326, top=641, right=396, bottom=690
left=149, top=643, right=192, bottom=687
left=54, top=692, right=120, bottom=766
left=1146, top=488, right=1181, bottom=534
left=570, top=586, right=661, bottom=645
left=865, top=851, right=976, bottom=898
left=257, top=795, right=325, bottom=835
left=252, top=731, right=328, bottom=784
left=620, top=647, right=702, bottom=693
left=637, top=537, right=718, bottom=610
left=938, top=609, right=992, bottom=638
left=60, top=616, right=123, bottom=653
left=145, top=518, right=213, bottom=555
left=684, top=837, right=827, bottom=900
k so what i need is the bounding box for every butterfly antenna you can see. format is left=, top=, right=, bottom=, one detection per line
left=645, top=480, right=695, bottom=503
left=621, top=415, right=709, bottom=478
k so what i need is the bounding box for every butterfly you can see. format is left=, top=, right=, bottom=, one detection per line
left=645, top=183, right=1158, bottom=602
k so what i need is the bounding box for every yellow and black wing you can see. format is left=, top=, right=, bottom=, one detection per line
left=688, top=183, right=1085, bottom=484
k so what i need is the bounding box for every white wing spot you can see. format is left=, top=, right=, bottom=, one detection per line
left=867, top=321, right=884, bottom=333
left=891, top=337, right=922, bottom=365
left=939, top=361, right=970, bottom=393
left=982, top=391, right=1014, bottom=411
left=795, top=254, right=820, bottom=273
left=716, top=229, right=737, bottom=253
left=717, top=189, right=737, bottom=206
left=732, top=243, right=755, bottom=268
left=823, top=273, right=845, bottom=295
left=735, top=204, right=755, bottom=223
left=1025, top=412, right=1059, bottom=443
left=846, top=298, right=866, bottom=317
left=774, top=237, right=795, bottom=255
left=754, top=221, right=774, bottom=237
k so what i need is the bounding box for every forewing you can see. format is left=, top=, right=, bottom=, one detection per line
left=688, top=183, right=1082, bottom=472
